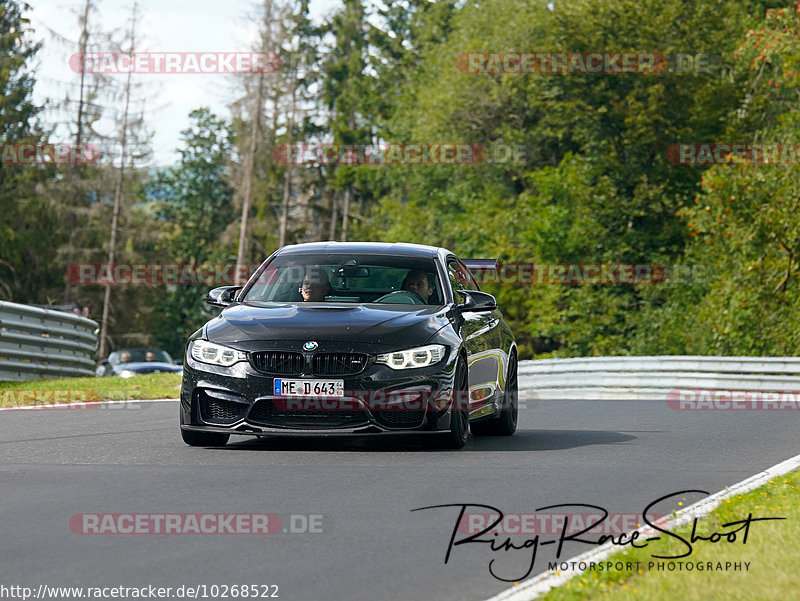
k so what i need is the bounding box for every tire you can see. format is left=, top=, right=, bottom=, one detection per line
left=472, top=354, right=518, bottom=436
left=426, top=358, right=470, bottom=449
left=181, top=428, right=230, bottom=447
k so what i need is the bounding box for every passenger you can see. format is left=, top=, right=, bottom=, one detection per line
left=301, top=268, right=331, bottom=302
left=401, top=270, right=433, bottom=303
left=145, top=351, right=156, bottom=362
left=119, top=351, right=132, bottom=364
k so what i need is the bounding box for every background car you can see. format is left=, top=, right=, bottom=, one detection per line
left=179, top=242, right=517, bottom=449
left=96, top=348, right=183, bottom=378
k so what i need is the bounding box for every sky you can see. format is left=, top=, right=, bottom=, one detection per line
left=28, top=0, right=339, bottom=166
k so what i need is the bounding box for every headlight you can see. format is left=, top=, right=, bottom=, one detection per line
left=375, top=344, right=446, bottom=370
left=190, top=340, right=247, bottom=367
left=120, top=369, right=136, bottom=378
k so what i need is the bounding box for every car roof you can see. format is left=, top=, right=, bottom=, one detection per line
left=113, top=348, right=169, bottom=352
left=111, top=348, right=170, bottom=355
left=274, top=241, right=450, bottom=259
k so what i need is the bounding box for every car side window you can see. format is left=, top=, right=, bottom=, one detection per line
left=457, top=259, right=481, bottom=291
left=447, top=260, right=469, bottom=303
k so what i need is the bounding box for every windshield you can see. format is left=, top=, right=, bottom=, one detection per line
left=110, top=349, right=173, bottom=364
left=242, top=253, right=444, bottom=306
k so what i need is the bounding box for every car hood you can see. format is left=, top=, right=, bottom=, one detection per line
left=115, top=362, right=181, bottom=373
left=205, top=302, right=451, bottom=350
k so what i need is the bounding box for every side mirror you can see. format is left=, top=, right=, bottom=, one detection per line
left=205, top=286, right=242, bottom=307
left=456, top=290, right=497, bottom=313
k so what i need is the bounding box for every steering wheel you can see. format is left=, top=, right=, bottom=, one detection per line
left=373, top=290, right=427, bottom=305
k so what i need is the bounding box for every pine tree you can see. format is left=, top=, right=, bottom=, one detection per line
left=0, top=0, right=63, bottom=302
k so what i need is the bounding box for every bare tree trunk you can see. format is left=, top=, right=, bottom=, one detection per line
left=329, top=190, right=338, bottom=240
left=340, top=188, right=350, bottom=241
left=303, top=185, right=313, bottom=241
left=234, top=71, right=262, bottom=284
left=278, top=76, right=296, bottom=247
left=339, top=113, right=357, bottom=241
left=99, top=2, right=137, bottom=357
left=316, top=186, right=330, bottom=241
left=278, top=163, right=291, bottom=246
left=235, top=0, right=271, bottom=283
left=64, top=0, right=92, bottom=304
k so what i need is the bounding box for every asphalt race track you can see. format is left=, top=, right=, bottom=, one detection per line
left=2, top=384, right=798, bottom=601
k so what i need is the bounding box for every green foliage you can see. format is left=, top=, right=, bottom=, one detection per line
left=358, top=0, right=786, bottom=358
left=147, top=108, right=235, bottom=356
left=0, top=0, right=40, bottom=142
left=656, top=3, right=800, bottom=356
left=0, top=0, right=64, bottom=302
left=152, top=108, right=235, bottom=261
left=7, top=0, right=800, bottom=360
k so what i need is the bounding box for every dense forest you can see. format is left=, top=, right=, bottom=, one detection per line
left=1, top=0, right=798, bottom=359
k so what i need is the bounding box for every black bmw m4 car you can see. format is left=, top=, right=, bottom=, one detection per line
left=180, top=242, right=517, bottom=449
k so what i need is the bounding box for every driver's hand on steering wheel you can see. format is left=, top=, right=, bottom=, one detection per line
left=374, top=290, right=426, bottom=304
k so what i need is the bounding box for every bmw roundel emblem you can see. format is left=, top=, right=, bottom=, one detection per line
left=303, top=341, right=318, bottom=351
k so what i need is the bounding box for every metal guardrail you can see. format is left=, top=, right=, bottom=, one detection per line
left=518, top=355, right=800, bottom=400
left=0, top=300, right=99, bottom=381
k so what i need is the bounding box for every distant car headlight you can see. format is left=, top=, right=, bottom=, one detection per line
left=375, top=344, right=446, bottom=370
left=190, top=340, right=247, bottom=367
left=120, top=369, right=137, bottom=378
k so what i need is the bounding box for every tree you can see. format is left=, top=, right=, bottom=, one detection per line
left=233, top=0, right=272, bottom=283
left=97, top=0, right=152, bottom=356
left=147, top=108, right=235, bottom=356
left=45, top=0, right=122, bottom=304
left=0, top=0, right=63, bottom=303
left=362, top=0, right=770, bottom=357
left=320, top=0, right=376, bottom=240
left=669, top=3, right=800, bottom=356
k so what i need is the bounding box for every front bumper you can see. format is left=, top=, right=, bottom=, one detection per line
left=179, top=346, right=464, bottom=437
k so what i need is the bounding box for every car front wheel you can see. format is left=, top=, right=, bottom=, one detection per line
left=472, top=354, right=518, bottom=436
left=427, top=358, right=470, bottom=449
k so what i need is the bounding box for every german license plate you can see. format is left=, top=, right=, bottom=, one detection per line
left=274, top=379, right=345, bottom=397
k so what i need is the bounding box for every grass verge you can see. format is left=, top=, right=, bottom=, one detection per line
left=538, top=468, right=800, bottom=601
left=0, top=372, right=182, bottom=407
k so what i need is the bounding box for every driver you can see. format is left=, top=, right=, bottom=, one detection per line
left=301, top=268, right=331, bottom=302
left=401, top=270, right=433, bottom=303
